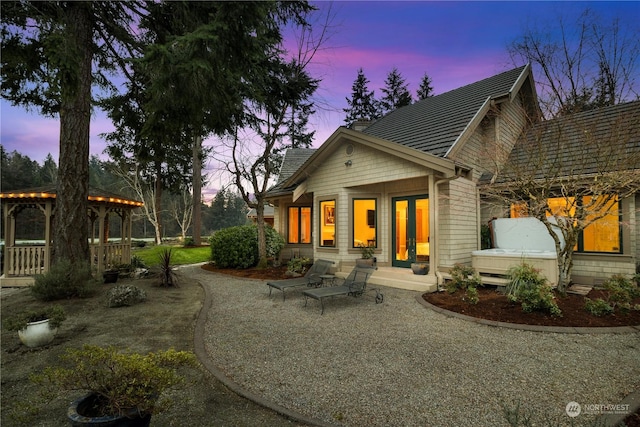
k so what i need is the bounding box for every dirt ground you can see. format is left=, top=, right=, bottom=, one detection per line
left=2, top=264, right=639, bottom=426
left=0, top=266, right=303, bottom=427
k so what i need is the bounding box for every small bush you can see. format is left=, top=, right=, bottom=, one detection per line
left=584, top=297, right=613, bottom=318
left=446, top=264, right=482, bottom=294
left=133, top=240, right=147, bottom=248
left=182, top=237, right=195, bottom=247
left=506, top=262, right=561, bottom=316
left=107, top=285, right=147, bottom=308
left=518, top=285, right=562, bottom=316
left=31, top=259, right=96, bottom=301
left=209, top=224, right=285, bottom=269
left=464, top=286, right=479, bottom=305
left=584, top=274, right=640, bottom=317
left=287, top=257, right=311, bottom=275
left=603, top=274, right=640, bottom=308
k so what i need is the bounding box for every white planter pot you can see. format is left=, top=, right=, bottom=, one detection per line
left=18, top=319, right=58, bottom=348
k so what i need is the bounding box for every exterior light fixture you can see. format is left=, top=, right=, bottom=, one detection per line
left=345, top=160, right=352, bottom=166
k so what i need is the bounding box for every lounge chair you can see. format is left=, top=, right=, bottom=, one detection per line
left=302, top=266, right=384, bottom=314
left=266, top=259, right=334, bottom=301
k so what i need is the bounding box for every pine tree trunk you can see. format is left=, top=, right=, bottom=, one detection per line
left=53, top=3, right=92, bottom=266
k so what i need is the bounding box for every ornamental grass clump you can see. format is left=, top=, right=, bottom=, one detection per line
left=506, top=262, right=561, bottom=317
left=31, top=345, right=197, bottom=418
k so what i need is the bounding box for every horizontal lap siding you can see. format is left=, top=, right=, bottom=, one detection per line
left=438, top=178, right=478, bottom=268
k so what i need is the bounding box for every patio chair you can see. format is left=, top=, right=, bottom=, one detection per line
left=302, top=266, right=384, bottom=314
left=266, top=259, right=334, bottom=301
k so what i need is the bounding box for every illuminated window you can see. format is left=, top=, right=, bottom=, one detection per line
left=581, top=196, right=620, bottom=252
left=320, top=200, right=335, bottom=247
left=353, top=199, right=376, bottom=248
left=510, top=195, right=621, bottom=253
left=288, top=207, right=311, bottom=244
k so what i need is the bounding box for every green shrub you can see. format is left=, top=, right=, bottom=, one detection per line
left=3, top=305, right=67, bottom=331
left=518, top=285, right=562, bottom=316
left=182, top=237, right=195, bottom=247
left=506, top=262, right=561, bottom=316
left=31, top=345, right=196, bottom=417
left=209, top=224, right=285, bottom=269
left=464, top=286, right=479, bottom=305
left=584, top=274, right=640, bottom=317
left=603, top=274, right=640, bottom=308
left=31, top=259, right=96, bottom=301
left=287, top=257, right=311, bottom=275
left=446, top=264, right=482, bottom=293
left=584, top=298, right=614, bottom=316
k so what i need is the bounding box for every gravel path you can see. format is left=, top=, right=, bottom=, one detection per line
left=186, top=265, right=640, bottom=427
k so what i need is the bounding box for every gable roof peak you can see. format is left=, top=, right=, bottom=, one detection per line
left=362, top=64, right=534, bottom=157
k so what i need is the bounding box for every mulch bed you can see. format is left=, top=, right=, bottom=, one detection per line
left=423, top=286, right=640, bottom=327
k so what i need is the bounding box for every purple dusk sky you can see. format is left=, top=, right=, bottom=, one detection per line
left=1, top=1, right=639, bottom=199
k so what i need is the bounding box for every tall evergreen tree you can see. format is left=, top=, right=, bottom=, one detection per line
left=416, top=72, right=435, bottom=100
left=380, top=67, right=412, bottom=114
left=1, top=1, right=145, bottom=265
left=343, top=68, right=379, bottom=127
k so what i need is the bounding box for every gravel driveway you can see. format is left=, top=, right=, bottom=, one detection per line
left=187, top=265, right=640, bottom=427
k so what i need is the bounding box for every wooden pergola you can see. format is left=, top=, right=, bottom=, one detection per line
left=1, top=186, right=143, bottom=286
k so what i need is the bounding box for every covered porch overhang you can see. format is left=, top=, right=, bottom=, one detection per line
left=1, top=186, right=143, bottom=286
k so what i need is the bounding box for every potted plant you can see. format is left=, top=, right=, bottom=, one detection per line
left=31, top=345, right=196, bottom=426
left=3, top=305, right=66, bottom=348
left=356, top=243, right=376, bottom=267
left=103, top=269, right=120, bottom=284
left=411, top=263, right=429, bottom=275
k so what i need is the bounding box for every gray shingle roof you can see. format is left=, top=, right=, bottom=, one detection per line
left=484, top=100, right=640, bottom=184
left=267, top=148, right=316, bottom=195
left=363, top=65, right=529, bottom=157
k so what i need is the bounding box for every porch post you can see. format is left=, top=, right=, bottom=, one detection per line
left=3, top=203, right=14, bottom=276
left=428, top=175, right=436, bottom=277
left=97, top=206, right=106, bottom=273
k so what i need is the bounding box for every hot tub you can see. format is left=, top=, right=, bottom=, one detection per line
left=471, top=217, right=563, bottom=285
left=471, top=248, right=558, bottom=285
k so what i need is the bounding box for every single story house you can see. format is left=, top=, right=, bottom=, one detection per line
left=265, top=64, right=640, bottom=292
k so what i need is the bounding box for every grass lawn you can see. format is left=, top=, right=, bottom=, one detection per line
left=133, top=245, right=211, bottom=267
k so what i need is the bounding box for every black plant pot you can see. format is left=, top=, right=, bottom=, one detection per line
left=68, top=393, right=151, bottom=427
left=103, top=271, right=119, bottom=284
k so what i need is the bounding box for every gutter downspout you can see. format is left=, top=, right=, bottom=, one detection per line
left=433, top=174, right=463, bottom=289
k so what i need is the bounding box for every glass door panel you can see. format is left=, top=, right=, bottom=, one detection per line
left=392, top=196, right=429, bottom=267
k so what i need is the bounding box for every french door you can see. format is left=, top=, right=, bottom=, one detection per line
left=392, top=196, right=429, bottom=268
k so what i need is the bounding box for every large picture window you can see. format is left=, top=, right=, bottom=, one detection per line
left=511, top=195, right=621, bottom=253
left=320, top=200, right=335, bottom=247
left=353, top=199, right=376, bottom=248
left=288, top=207, right=311, bottom=244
